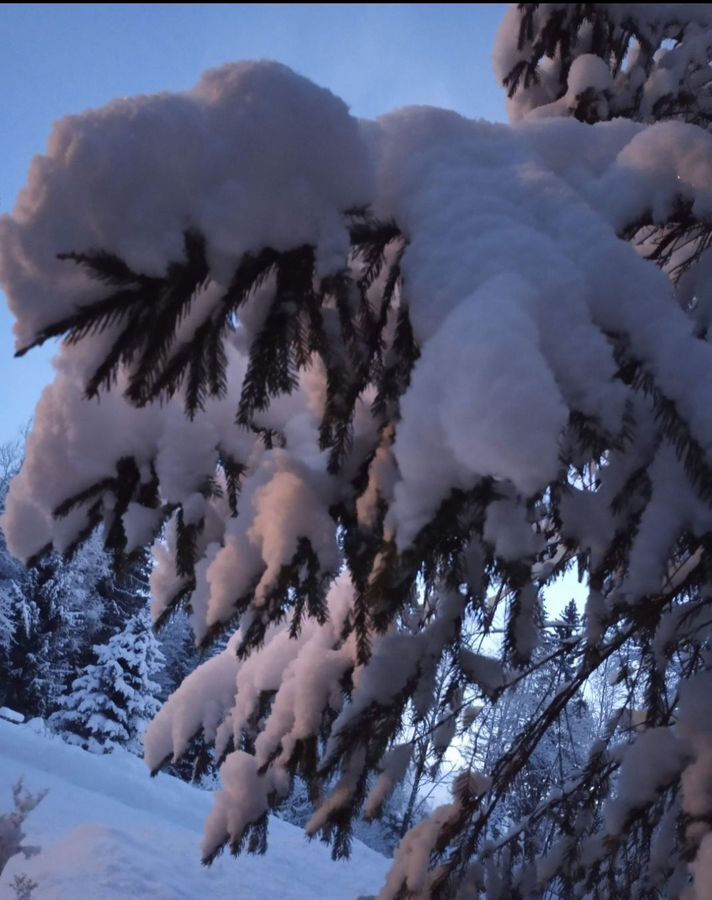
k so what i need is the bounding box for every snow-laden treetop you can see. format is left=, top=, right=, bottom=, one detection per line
left=2, top=26, right=712, bottom=899
left=495, top=3, right=712, bottom=124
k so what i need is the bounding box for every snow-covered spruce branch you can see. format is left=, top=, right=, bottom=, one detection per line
left=497, top=4, right=712, bottom=127
left=2, top=22, right=712, bottom=898
left=385, top=559, right=708, bottom=898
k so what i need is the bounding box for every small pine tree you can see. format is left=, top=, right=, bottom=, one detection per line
left=0, top=780, right=46, bottom=877
left=50, top=611, right=164, bottom=754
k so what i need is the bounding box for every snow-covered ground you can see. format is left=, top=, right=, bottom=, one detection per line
left=0, top=718, right=389, bottom=899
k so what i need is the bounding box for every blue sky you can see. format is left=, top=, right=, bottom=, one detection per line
left=1, top=3, right=509, bottom=442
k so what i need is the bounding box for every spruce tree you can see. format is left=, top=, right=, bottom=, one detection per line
left=2, top=560, right=67, bottom=718
left=50, top=611, right=164, bottom=754
left=0, top=540, right=120, bottom=720
left=1, top=432, right=152, bottom=720
left=0, top=439, right=28, bottom=713
left=1, top=14, right=712, bottom=898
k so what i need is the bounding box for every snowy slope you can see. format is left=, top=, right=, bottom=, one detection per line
left=0, top=719, right=388, bottom=899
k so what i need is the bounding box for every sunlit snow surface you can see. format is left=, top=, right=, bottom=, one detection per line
left=0, top=719, right=388, bottom=899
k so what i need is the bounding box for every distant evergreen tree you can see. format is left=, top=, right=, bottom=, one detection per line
left=0, top=581, right=16, bottom=670
left=50, top=610, right=164, bottom=754
left=0, top=438, right=26, bottom=711
left=0, top=541, right=123, bottom=720
left=159, top=612, right=201, bottom=700
left=1, top=559, right=73, bottom=718
left=0, top=583, right=34, bottom=714
left=465, top=600, right=594, bottom=861
left=92, top=550, right=152, bottom=643
left=1, top=432, right=154, bottom=720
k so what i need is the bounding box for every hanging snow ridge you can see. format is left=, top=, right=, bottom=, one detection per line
left=459, top=650, right=507, bottom=700
left=0, top=61, right=373, bottom=350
